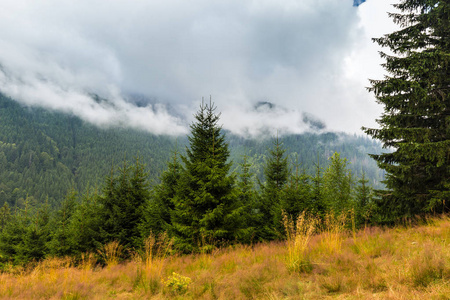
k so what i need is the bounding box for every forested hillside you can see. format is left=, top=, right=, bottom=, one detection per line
left=0, top=93, right=178, bottom=208
left=0, top=93, right=384, bottom=209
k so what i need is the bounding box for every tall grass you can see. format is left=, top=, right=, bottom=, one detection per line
left=317, top=211, right=348, bottom=255
left=1, top=216, right=450, bottom=299
left=97, top=240, right=123, bottom=267
left=283, top=211, right=318, bottom=273
left=133, top=232, right=173, bottom=294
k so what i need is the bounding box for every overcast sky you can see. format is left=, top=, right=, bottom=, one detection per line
left=0, top=0, right=400, bottom=136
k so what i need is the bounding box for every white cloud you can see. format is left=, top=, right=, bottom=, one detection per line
left=0, top=0, right=401, bottom=136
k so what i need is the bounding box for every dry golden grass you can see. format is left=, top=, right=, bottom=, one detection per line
left=98, top=241, right=123, bottom=267
left=283, top=211, right=318, bottom=273
left=1, top=215, right=450, bottom=299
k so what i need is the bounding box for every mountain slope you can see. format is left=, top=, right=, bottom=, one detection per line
left=0, top=93, right=385, bottom=208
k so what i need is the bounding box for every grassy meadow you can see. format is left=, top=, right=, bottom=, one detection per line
left=1, top=215, right=450, bottom=299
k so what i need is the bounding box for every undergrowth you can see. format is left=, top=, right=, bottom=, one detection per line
left=1, top=215, right=450, bottom=299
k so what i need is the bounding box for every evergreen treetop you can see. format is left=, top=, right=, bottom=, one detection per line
left=171, top=100, right=242, bottom=252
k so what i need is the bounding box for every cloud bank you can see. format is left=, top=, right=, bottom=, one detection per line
left=0, top=0, right=400, bottom=136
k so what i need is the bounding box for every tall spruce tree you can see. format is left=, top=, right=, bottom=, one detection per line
left=363, top=0, right=450, bottom=221
left=170, top=101, right=242, bottom=252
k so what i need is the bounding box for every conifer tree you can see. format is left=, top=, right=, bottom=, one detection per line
left=236, top=153, right=257, bottom=243
left=17, top=203, right=51, bottom=263
left=281, top=156, right=312, bottom=219
left=258, top=136, right=288, bottom=240
left=363, top=0, right=450, bottom=220
left=67, top=188, right=102, bottom=254
left=322, top=152, right=353, bottom=214
left=311, top=155, right=326, bottom=216
left=0, top=203, right=11, bottom=231
left=170, top=101, right=242, bottom=252
left=0, top=209, right=27, bottom=264
left=97, top=158, right=150, bottom=250
left=140, top=149, right=181, bottom=236
left=48, top=189, right=77, bottom=256
left=355, top=171, right=374, bottom=225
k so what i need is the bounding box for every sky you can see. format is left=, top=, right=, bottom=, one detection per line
left=0, top=0, right=400, bottom=137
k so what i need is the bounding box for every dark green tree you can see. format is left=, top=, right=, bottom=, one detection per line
left=354, top=171, right=374, bottom=225
left=363, top=0, right=450, bottom=221
left=281, top=156, right=312, bottom=219
left=170, top=101, right=242, bottom=252
left=0, top=203, right=11, bottom=231
left=16, top=203, right=51, bottom=263
left=66, top=188, right=102, bottom=255
left=0, top=198, right=52, bottom=264
left=236, top=153, right=258, bottom=243
left=257, top=136, right=288, bottom=240
left=322, top=152, right=354, bottom=214
left=0, top=209, right=28, bottom=265
left=311, top=155, right=326, bottom=216
left=140, top=149, right=182, bottom=236
left=48, top=189, right=78, bottom=257
left=97, top=158, right=150, bottom=250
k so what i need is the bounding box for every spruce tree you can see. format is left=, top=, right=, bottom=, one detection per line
left=170, top=101, right=242, bottom=252
left=236, top=153, right=258, bottom=243
left=97, top=158, right=150, bottom=250
left=355, top=171, right=374, bottom=225
left=140, top=149, right=181, bottom=236
left=311, top=155, right=326, bottom=216
left=67, top=188, right=102, bottom=254
left=48, top=189, right=77, bottom=257
left=258, top=136, right=288, bottom=240
left=363, top=0, right=450, bottom=220
left=281, top=156, right=312, bottom=219
left=322, top=152, right=353, bottom=215
left=17, top=203, right=51, bottom=263
left=0, top=203, right=11, bottom=231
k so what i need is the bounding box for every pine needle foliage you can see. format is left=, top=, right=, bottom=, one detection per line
left=363, top=0, right=450, bottom=221
left=170, top=100, right=242, bottom=253
left=257, top=136, right=289, bottom=240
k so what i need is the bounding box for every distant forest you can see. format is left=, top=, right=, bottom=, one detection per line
left=0, top=92, right=384, bottom=210
left=0, top=99, right=382, bottom=263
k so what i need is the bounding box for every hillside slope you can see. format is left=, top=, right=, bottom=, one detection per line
left=0, top=94, right=385, bottom=208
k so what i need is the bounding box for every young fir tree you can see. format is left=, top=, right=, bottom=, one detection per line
left=170, top=101, right=242, bottom=253
left=258, top=136, right=288, bottom=240
left=17, top=202, right=51, bottom=263
left=0, top=208, right=28, bottom=264
left=281, top=156, right=312, bottom=219
left=322, top=152, right=354, bottom=215
left=48, top=189, right=77, bottom=257
left=140, top=149, right=182, bottom=236
left=354, top=171, right=374, bottom=225
left=311, top=155, right=326, bottom=216
left=97, top=158, right=150, bottom=251
left=0, top=198, right=52, bottom=264
left=67, top=187, right=102, bottom=255
left=236, top=153, right=257, bottom=243
left=0, top=203, right=11, bottom=231
left=363, top=0, right=450, bottom=221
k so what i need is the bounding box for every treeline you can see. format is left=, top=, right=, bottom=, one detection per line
left=0, top=102, right=377, bottom=265
left=0, top=92, right=384, bottom=211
